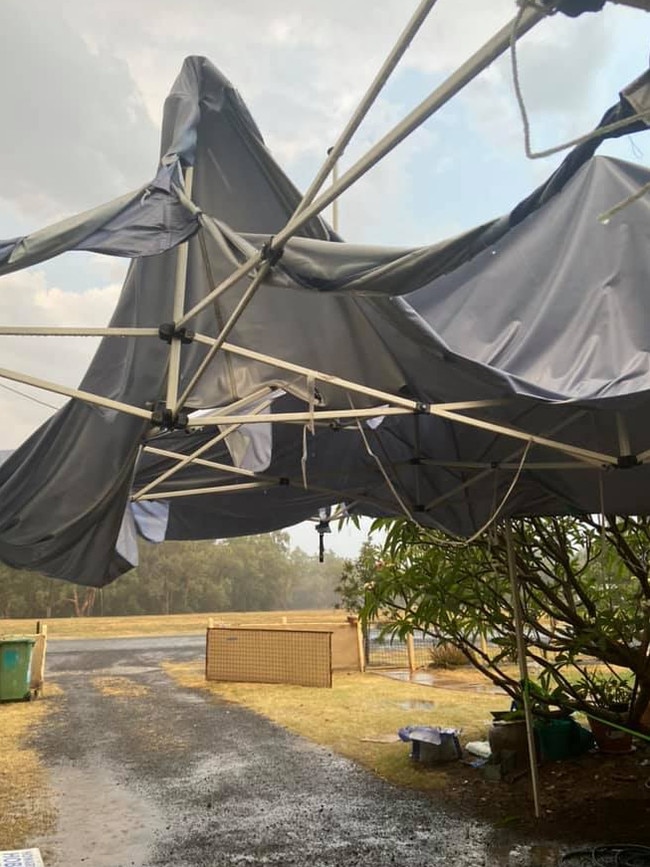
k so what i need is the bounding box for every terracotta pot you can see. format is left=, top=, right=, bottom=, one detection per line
left=587, top=716, right=634, bottom=754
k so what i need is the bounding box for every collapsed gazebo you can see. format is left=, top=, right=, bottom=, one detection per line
left=1, top=0, right=649, bottom=816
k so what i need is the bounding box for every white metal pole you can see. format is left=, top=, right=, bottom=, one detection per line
left=297, top=0, right=440, bottom=217
left=134, top=392, right=275, bottom=499
left=176, top=5, right=545, bottom=330
left=269, top=6, right=546, bottom=254
left=173, top=2, right=439, bottom=401
left=199, top=335, right=422, bottom=410
left=193, top=334, right=617, bottom=465
left=418, top=459, right=595, bottom=471
left=505, top=521, right=541, bottom=819
left=137, top=481, right=271, bottom=500
left=166, top=166, right=194, bottom=411
left=0, top=367, right=151, bottom=420
left=331, top=156, right=340, bottom=234
left=143, top=445, right=260, bottom=478
left=134, top=423, right=244, bottom=500
left=198, top=335, right=507, bottom=414
left=431, top=406, right=616, bottom=467
left=184, top=406, right=412, bottom=427
left=173, top=261, right=272, bottom=411
left=136, top=444, right=403, bottom=513
left=424, top=411, right=588, bottom=512
left=0, top=327, right=159, bottom=338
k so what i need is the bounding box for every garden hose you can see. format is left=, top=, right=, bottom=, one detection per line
left=560, top=845, right=650, bottom=866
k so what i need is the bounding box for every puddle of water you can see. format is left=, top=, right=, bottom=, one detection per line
left=106, top=664, right=159, bottom=676
left=52, top=665, right=158, bottom=679
left=397, top=699, right=436, bottom=711
left=36, top=762, right=163, bottom=867
left=174, top=690, right=206, bottom=705
left=381, top=669, right=505, bottom=694
left=489, top=844, right=559, bottom=866
left=383, top=670, right=437, bottom=685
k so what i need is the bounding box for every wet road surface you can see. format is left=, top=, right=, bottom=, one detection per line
left=35, top=636, right=557, bottom=867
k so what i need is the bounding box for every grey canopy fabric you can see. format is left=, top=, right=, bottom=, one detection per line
left=1, top=56, right=650, bottom=587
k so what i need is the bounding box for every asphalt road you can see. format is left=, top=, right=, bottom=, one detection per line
left=34, top=636, right=548, bottom=867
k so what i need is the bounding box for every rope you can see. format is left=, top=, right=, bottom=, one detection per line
left=510, top=2, right=650, bottom=161
left=348, top=397, right=416, bottom=522
left=300, top=375, right=319, bottom=489
left=435, top=439, right=533, bottom=547
left=599, top=179, right=650, bottom=224
left=301, top=423, right=310, bottom=489
left=458, top=439, right=532, bottom=543
left=0, top=380, right=62, bottom=411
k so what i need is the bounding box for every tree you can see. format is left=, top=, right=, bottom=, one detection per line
left=363, top=516, right=650, bottom=732
left=335, top=541, right=383, bottom=614
left=287, top=547, right=344, bottom=609
left=0, top=533, right=344, bottom=618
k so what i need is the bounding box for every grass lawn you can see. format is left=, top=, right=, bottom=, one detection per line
left=0, top=685, right=62, bottom=850
left=165, top=662, right=510, bottom=792
left=1, top=609, right=348, bottom=640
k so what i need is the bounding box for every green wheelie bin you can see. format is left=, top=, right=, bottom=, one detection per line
left=0, top=636, right=36, bottom=701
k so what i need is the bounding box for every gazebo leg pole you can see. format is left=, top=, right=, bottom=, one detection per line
left=505, top=520, right=541, bottom=819
left=166, top=165, right=194, bottom=412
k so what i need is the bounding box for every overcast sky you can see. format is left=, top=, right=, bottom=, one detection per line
left=0, top=0, right=648, bottom=558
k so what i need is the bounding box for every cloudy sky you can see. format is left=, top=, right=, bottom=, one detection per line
left=0, top=0, right=648, bottom=557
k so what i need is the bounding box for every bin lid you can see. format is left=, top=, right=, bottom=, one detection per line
left=0, top=635, right=37, bottom=644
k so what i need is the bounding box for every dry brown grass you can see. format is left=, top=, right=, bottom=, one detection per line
left=164, top=662, right=509, bottom=791
left=0, top=685, right=63, bottom=850
left=92, top=676, right=150, bottom=698
left=2, top=609, right=347, bottom=640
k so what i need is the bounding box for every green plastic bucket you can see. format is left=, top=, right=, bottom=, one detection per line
left=534, top=717, right=594, bottom=762
left=0, top=636, right=36, bottom=702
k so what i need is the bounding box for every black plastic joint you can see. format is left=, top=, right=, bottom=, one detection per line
left=413, top=504, right=427, bottom=513
left=279, top=477, right=290, bottom=486
left=555, top=0, right=606, bottom=19
left=177, top=328, right=194, bottom=345
left=617, top=454, right=640, bottom=469
left=158, top=323, right=195, bottom=344
left=408, top=457, right=423, bottom=466
left=415, top=402, right=429, bottom=414
left=158, top=322, right=175, bottom=344
left=152, top=406, right=174, bottom=429
left=260, top=236, right=284, bottom=267
left=151, top=402, right=188, bottom=431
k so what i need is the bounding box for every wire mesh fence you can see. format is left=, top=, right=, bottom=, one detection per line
left=206, top=627, right=333, bottom=687
left=363, top=622, right=437, bottom=670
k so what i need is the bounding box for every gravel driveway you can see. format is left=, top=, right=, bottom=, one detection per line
left=34, top=637, right=553, bottom=867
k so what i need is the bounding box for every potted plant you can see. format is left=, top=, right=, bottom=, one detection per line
left=575, top=672, right=634, bottom=754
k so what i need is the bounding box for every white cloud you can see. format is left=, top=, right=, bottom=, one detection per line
left=1, top=0, right=643, bottom=231
left=0, top=0, right=157, bottom=220
left=0, top=270, right=120, bottom=448
left=0, top=0, right=646, bottom=453
left=459, top=5, right=647, bottom=160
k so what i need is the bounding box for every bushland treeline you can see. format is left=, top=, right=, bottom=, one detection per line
left=0, top=532, right=346, bottom=618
